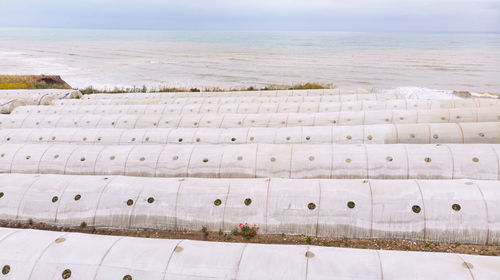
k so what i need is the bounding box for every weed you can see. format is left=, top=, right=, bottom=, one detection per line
left=80, top=221, right=87, bottom=228
left=424, top=241, right=436, bottom=249
left=201, top=226, right=209, bottom=237
left=342, top=236, right=349, bottom=247
left=303, top=235, right=313, bottom=245
left=28, top=218, right=33, bottom=225
left=218, top=229, right=223, bottom=236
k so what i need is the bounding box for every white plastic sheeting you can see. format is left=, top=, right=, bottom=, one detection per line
left=0, top=122, right=498, bottom=145
left=0, top=228, right=498, bottom=279
left=0, top=99, right=26, bottom=114
left=0, top=174, right=497, bottom=244
left=82, top=88, right=374, bottom=99
left=1, top=108, right=498, bottom=129
left=15, top=99, right=500, bottom=115
left=0, top=89, right=81, bottom=105
left=0, top=143, right=498, bottom=179
left=0, top=89, right=81, bottom=99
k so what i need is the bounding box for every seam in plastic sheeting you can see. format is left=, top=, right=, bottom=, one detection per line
left=91, top=177, right=116, bottom=226
left=26, top=231, right=70, bottom=280
left=14, top=176, right=42, bottom=220
left=91, top=237, right=125, bottom=279
left=53, top=178, right=78, bottom=223
left=472, top=181, right=491, bottom=245
left=455, top=254, right=476, bottom=280
left=414, top=180, right=427, bottom=240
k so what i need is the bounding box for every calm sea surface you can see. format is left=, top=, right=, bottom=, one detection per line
left=0, top=28, right=499, bottom=92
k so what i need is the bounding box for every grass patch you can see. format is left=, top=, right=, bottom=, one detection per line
left=0, top=75, right=71, bottom=89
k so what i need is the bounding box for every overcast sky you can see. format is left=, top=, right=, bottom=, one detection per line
left=1, top=0, right=499, bottom=32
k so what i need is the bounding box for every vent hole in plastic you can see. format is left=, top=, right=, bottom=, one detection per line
left=367, top=135, right=373, bottom=140
left=74, top=194, right=81, bottom=201
left=231, top=137, right=236, bottom=142
left=123, top=275, right=132, bottom=280
left=110, top=156, right=115, bottom=160
left=308, top=203, right=316, bottom=210
left=80, top=157, right=85, bottom=162
left=244, top=198, right=252, bottom=206
left=25, top=155, right=31, bottom=160
left=472, top=157, right=479, bottom=163
left=178, top=138, right=183, bottom=142
left=452, top=204, right=461, bottom=211
left=147, top=197, right=155, bottom=204
left=478, top=132, right=485, bottom=137
left=424, top=157, right=432, bottom=163
left=0, top=192, right=3, bottom=198
left=347, top=201, right=356, bottom=209
left=305, top=136, right=311, bottom=140
left=346, top=135, right=352, bottom=140
left=202, top=158, right=208, bottom=163
left=345, top=158, right=352, bottom=163
left=62, top=269, right=71, bottom=279
left=52, top=196, right=59, bottom=203
left=126, top=199, right=134, bottom=206
left=237, top=156, right=243, bottom=161
left=433, top=134, right=439, bottom=139
left=172, top=155, right=179, bottom=161
left=214, top=199, right=222, bottom=206
left=412, top=205, right=421, bottom=213
left=139, top=157, right=145, bottom=161
left=309, top=156, right=315, bottom=161
left=386, top=156, right=393, bottom=162
left=270, top=157, right=276, bottom=162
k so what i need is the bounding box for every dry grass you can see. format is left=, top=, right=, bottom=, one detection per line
left=0, top=75, right=71, bottom=89
left=78, top=82, right=335, bottom=94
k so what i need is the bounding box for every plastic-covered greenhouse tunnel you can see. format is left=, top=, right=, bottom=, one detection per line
left=0, top=88, right=499, bottom=279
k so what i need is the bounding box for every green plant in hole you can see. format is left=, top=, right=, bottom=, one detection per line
left=201, top=226, right=209, bottom=237
left=231, top=223, right=259, bottom=239
left=80, top=221, right=87, bottom=228
left=303, top=235, right=313, bottom=245
left=218, top=229, right=223, bottom=236
left=424, top=240, right=436, bottom=249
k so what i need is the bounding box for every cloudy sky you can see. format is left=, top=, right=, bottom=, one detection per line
left=1, top=0, right=499, bottom=32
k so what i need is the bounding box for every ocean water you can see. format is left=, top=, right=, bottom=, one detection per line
left=0, top=28, right=499, bottom=92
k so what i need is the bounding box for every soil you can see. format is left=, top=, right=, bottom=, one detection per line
left=1, top=220, right=498, bottom=256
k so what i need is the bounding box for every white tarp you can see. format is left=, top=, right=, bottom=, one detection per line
left=0, top=143, right=499, bottom=179
left=1, top=109, right=498, bottom=129
left=0, top=228, right=498, bottom=279
left=1, top=174, right=500, bottom=244
left=14, top=99, right=500, bottom=115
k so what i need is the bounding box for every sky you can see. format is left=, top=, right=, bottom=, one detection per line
left=1, top=0, right=499, bottom=32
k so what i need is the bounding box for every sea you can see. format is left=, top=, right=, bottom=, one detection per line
left=0, top=28, right=499, bottom=93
